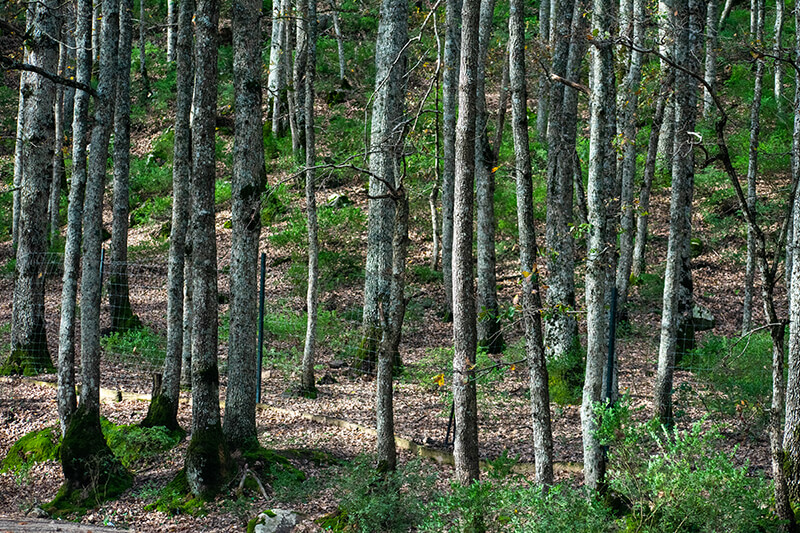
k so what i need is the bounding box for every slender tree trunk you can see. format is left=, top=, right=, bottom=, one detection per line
left=657, top=0, right=675, bottom=173
left=359, top=0, right=408, bottom=372
left=719, top=0, right=734, bottom=26
left=291, top=0, right=308, bottom=159
left=632, top=74, right=669, bottom=279
left=224, top=0, right=268, bottom=450
left=509, top=0, right=554, bottom=485
left=452, top=0, right=481, bottom=486
left=654, top=0, right=697, bottom=425
left=57, top=0, right=93, bottom=435
left=743, top=0, right=765, bottom=336
left=12, top=46, right=27, bottom=253
left=138, top=0, right=149, bottom=103
left=49, top=36, right=68, bottom=245
left=110, top=0, right=141, bottom=335
left=441, top=0, right=461, bottom=321
left=536, top=0, right=550, bottom=142
left=703, top=0, right=719, bottom=119
left=8, top=0, right=59, bottom=375
left=301, top=0, right=319, bottom=398
left=181, top=235, right=194, bottom=388
left=582, top=0, right=615, bottom=490
left=268, top=0, right=287, bottom=134
left=329, top=0, right=346, bottom=82
left=167, top=0, right=176, bottom=62
left=143, top=0, right=194, bottom=431
left=492, top=55, right=510, bottom=164
left=545, top=0, right=578, bottom=364
left=475, top=0, right=502, bottom=353
left=774, top=0, right=784, bottom=113
left=185, top=0, right=235, bottom=498
left=615, top=0, right=644, bottom=322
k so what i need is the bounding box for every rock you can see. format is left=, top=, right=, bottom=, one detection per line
left=317, top=373, right=337, bottom=385
left=329, top=360, right=346, bottom=369
left=252, top=509, right=298, bottom=533
left=27, top=507, right=48, bottom=518
left=692, top=304, right=715, bottom=331
left=324, top=193, right=353, bottom=209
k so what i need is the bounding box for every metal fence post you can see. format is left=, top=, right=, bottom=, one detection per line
left=256, top=252, right=266, bottom=404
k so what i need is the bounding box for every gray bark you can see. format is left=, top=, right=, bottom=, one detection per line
left=181, top=236, right=194, bottom=389
left=49, top=37, right=68, bottom=245
left=452, top=0, right=481, bottom=486
left=301, top=0, right=319, bottom=397
left=509, top=0, right=554, bottom=485
left=632, top=75, right=669, bottom=279
left=441, top=0, right=461, bottom=321
left=224, top=0, right=268, bottom=449
left=360, top=0, right=408, bottom=371
left=703, top=0, right=719, bottom=119
left=582, top=0, right=615, bottom=490
left=138, top=0, right=149, bottom=103
left=719, top=0, right=734, bottom=25
left=615, top=0, right=644, bottom=321
left=657, top=0, right=675, bottom=173
left=9, top=0, right=59, bottom=374
left=475, top=0, right=501, bottom=353
left=329, top=0, right=345, bottom=81
left=654, top=0, right=697, bottom=425
left=109, top=0, right=140, bottom=335
left=81, top=0, right=120, bottom=418
left=185, top=0, right=233, bottom=498
left=743, top=0, right=765, bottom=336
left=167, top=0, right=176, bottom=62
left=12, top=46, right=27, bottom=252
left=268, top=0, right=288, bottom=134
left=774, top=0, right=784, bottom=113
left=544, top=0, right=578, bottom=363
left=291, top=0, right=308, bottom=159
left=536, top=0, right=550, bottom=141
left=57, top=0, right=93, bottom=435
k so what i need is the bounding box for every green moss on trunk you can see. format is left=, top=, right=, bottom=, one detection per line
left=1, top=328, right=55, bottom=376
left=353, top=326, right=402, bottom=374
left=185, top=422, right=236, bottom=499
left=46, top=404, right=132, bottom=516
left=141, top=392, right=181, bottom=431
left=109, top=277, right=143, bottom=334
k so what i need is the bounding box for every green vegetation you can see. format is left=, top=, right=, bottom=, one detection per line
left=101, top=326, right=166, bottom=367
left=0, top=426, right=60, bottom=483
left=101, top=419, right=183, bottom=468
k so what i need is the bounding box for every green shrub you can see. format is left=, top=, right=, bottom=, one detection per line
left=101, top=327, right=166, bottom=367
left=130, top=196, right=172, bottom=226
left=548, top=340, right=585, bottom=406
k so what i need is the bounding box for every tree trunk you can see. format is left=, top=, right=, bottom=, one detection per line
left=291, top=0, right=308, bottom=160
left=615, top=0, right=644, bottom=322
left=167, top=0, right=176, bottom=62
left=633, top=74, right=669, bottom=279
left=329, top=0, right=346, bottom=82
left=774, top=0, right=784, bottom=113
left=301, top=0, right=319, bottom=398
left=536, top=0, right=550, bottom=142
left=267, top=0, right=287, bottom=135
left=57, top=0, right=93, bottom=436
left=475, top=0, right=502, bottom=354
left=49, top=36, right=68, bottom=245
left=703, top=0, right=719, bottom=119
left=509, top=0, right=554, bottom=485
left=582, top=0, right=615, bottom=490
left=142, top=0, right=194, bottom=431
left=224, top=0, right=268, bottom=450
left=654, top=0, right=696, bottom=425
left=138, top=0, right=149, bottom=104
left=359, top=0, right=408, bottom=372
left=181, top=234, right=194, bottom=389
left=8, top=0, right=59, bottom=376
left=452, top=0, right=481, bottom=487
left=185, top=0, right=235, bottom=498
left=109, top=0, right=141, bottom=336
left=657, top=0, right=675, bottom=173
left=440, top=0, right=461, bottom=321
left=544, top=0, right=578, bottom=364
left=12, top=45, right=27, bottom=253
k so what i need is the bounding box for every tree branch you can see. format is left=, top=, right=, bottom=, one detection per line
left=0, top=56, right=97, bottom=96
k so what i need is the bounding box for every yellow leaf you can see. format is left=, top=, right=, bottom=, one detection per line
left=510, top=365, right=515, bottom=371
left=522, top=270, right=531, bottom=278
left=433, top=373, right=445, bottom=387
left=491, top=166, right=500, bottom=173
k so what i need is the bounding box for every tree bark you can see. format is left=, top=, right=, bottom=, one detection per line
left=267, top=0, right=288, bottom=135
left=452, top=0, right=481, bottom=486
left=185, top=0, right=235, bottom=498
left=57, top=0, right=93, bottom=436
left=774, top=0, right=784, bottom=113
left=224, top=0, right=268, bottom=449
left=138, top=0, right=149, bottom=104
left=109, top=0, right=141, bottom=335
left=475, top=0, right=502, bottom=353
left=301, top=0, right=319, bottom=398
left=291, top=0, right=308, bottom=159
left=509, top=0, right=554, bottom=485
left=167, top=0, right=176, bottom=62
left=536, top=0, right=550, bottom=142
left=8, top=0, right=59, bottom=375
left=703, top=0, right=719, bottom=119
left=440, top=0, right=461, bottom=321
left=359, top=0, right=408, bottom=372
left=49, top=35, right=68, bottom=245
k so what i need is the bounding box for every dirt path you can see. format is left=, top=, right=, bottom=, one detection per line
left=0, top=518, right=129, bottom=532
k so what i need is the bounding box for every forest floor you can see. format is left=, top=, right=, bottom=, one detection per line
left=0, top=168, right=780, bottom=531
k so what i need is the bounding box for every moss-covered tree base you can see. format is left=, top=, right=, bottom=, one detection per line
left=108, top=300, right=143, bottom=335
left=1, top=346, right=56, bottom=376
left=45, top=405, right=132, bottom=517
left=477, top=316, right=505, bottom=355
left=145, top=469, right=207, bottom=516
left=140, top=392, right=182, bottom=432
left=239, top=439, right=305, bottom=483
left=185, top=422, right=236, bottom=499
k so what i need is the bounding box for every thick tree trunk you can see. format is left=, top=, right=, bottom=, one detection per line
left=224, top=0, right=268, bottom=449
left=452, top=0, right=481, bottom=487
left=8, top=0, right=59, bottom=376
left=185, top=0, right=235, bottom=498
left=109, top=0, right=141, bottom=335
left=359, top=0, right=408, bottom=372
left=509, top=0, right=554, bottom=485
left=57, top=0, right=93, bottom=435
left=143, top=0, right=194, bottom=431
left=300, top=0, right=319, bottom=398
left=475, top=0, right=502, bottom=353
left=544, top=0, right=578, bottom=364
left=440, top=0, right=461, bottom=321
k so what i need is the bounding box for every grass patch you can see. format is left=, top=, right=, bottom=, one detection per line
left=101, top=327, right=166, bottom=368
left=101, top=419, right=182, bottom=468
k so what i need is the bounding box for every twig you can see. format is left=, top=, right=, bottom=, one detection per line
left=0, top=56, right=97, bottom=97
